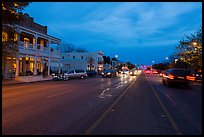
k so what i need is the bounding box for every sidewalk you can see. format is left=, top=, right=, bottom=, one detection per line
left=2, top=75, right=53, bottom=86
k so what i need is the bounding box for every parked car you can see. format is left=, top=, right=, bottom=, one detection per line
left=64, top=69, right=87, bottom=79
left=162, top=68, right=194, bottom=87
left=52, top=73, right=68, bottom=81
left=86, top=70, right=97, bottom=77
left=102, top=69, right=117, bottom=78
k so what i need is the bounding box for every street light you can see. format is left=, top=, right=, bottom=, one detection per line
left=166, top=57, right=168, bottom=60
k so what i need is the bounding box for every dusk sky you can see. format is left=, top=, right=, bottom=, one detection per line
left=23, top=2, right=202, bottom=65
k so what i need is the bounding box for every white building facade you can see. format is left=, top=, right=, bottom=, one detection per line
left=2, top=13, right=61, bottom=80
left=61, top=51, right=104, bottom=74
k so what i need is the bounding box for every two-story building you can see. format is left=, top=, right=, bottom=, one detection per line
left=2, top=13, right=61, bottom=81
left=61, top=51, right=103, bottom=74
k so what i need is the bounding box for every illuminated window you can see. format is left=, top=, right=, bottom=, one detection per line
left=30, top=58, right=34, bottom=61
left=2, top=31, right=8, bottom=41
left=14, top=33, right=18, bottom=41
left=24, top=38, right=30, bottom=48
left=30, top=62, right=34, bottom=72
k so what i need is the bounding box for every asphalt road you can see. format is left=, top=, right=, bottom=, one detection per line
left=2, top=73, right=202, bottom=135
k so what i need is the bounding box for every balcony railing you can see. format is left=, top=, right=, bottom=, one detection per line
left=19, top=41, right=35, bottom=50
left=19, top=42, right=59, bottom=55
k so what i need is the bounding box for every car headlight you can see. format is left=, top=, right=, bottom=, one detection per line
left=102, top=72, right=104, bottom=75
left=107, top=72, right=111, bottom=75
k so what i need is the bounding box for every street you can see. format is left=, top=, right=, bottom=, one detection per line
left=2, top=73, right=202, bottom=135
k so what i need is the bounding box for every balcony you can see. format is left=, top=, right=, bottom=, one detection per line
left=19, top=41, right=35, bottom=50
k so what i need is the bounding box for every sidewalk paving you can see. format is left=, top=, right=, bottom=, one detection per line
left=2, top=77, right=52, bottom=86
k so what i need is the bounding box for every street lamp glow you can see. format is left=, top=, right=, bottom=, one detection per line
left=152, top=60, right=154, bottom=63
left=166, top=57, right=168, bottom=60
left=115, top=55, right=118, bottom=58
left=192, top=42, right=197, bottom=46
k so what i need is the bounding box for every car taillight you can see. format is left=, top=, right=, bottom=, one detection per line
left=168, top=74, right=174, bottom=79
left=186, top=76, right=195, bottom=81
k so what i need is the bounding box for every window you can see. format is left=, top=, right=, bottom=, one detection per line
left=81, top=56, right=83, bottom=59
left=73, top=56, right=75, bottom=59
left=62, top=56, right=64, bottom=59
left=2, top=31, right=8, bottom=42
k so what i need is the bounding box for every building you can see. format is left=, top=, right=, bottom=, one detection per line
left=61, top=51, right=103, bottom=74
left=2, top=13, right=61, bottom=80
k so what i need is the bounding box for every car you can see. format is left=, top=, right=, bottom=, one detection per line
left=152, top=70, right=158, bottom=74
left=129, top=69, right=137, bottom=76
left=160, top=70, right=166, bottom=77
left=192, top=72, right=202, bottom=81
left=121, top=70, right=129, bottom=74
left=86, top=70, right=97, bottom=77
left=162, top=68, right=194, bottom=87
left=52, top=73, right=68, bottom=81
left=64, top=69, right=87, bottom=79
left=102, top=69, right=118, bottom=78
left=145, top=70, right=151, bottom=74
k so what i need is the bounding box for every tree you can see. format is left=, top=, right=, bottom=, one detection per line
left=2, top=2, right=30, bottom=45
left=103, top=56, right=111, bottom=64
left=61, top=42, right=87, bottom=53
left=175, top=26, right=202, bottom=71
left=2, top=2, right=30, bottom=77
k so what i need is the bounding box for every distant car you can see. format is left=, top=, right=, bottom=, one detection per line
left=52, top=73, right=68, bottom=81
left=64, top=69, right=87, bottom=79
left=122, top=70, right=129, bottom=74
left=162, top=68, right=194, bottom=87
left=152, top=70, right=158, bottom=74
left=145, top=70, right=151, bottom=74
left=86, top=70, right=97, bottom=77
left=129, top=69, right=137, bottom=76
left=102, top=69, right=117, bottom=78
left=192, top=72, right=202, bottom=81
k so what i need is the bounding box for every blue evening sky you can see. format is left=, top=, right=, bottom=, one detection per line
left=23, top=2, right=202, bottom=65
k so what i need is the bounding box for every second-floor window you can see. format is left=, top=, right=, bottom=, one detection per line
left=73, top=56, right=75, bottom=59
left=81, top=56, right=83, bottom=59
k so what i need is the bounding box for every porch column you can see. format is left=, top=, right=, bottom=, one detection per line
left=48, top=58, right=50, bottom=75
left=34, top=56, right=37, bottom=75
left=58, top=42, right=61, bottom=74
left=35, top=35, right=38, bottom=51
left=15, top=55, right=19, bottom=77
left=48, top=38, right=51, bottom=75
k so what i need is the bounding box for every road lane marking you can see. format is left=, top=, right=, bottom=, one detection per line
left=46, top=90, right=74, bottom=98
left=145, top=76, right=183, bottom=135
left=85, top=78, right=137, bottom=135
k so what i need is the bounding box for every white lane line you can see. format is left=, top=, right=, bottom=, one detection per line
left=99, top=88, right=112, bottom=98
left=145, top=75, right=183, bottom=135
left=47, top=90, right=74, bottom=98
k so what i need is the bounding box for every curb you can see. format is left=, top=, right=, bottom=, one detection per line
left=2, top=79, right=53, bottom=86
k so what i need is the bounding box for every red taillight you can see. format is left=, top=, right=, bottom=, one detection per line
left=186, top=76, right=195, bottom=81
left=168, top=74, right=174, bottom=79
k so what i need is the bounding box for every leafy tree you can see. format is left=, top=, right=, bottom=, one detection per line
left=2, top=2, right=30, bottom=77
left=175, top=26, right=202, bottom=71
